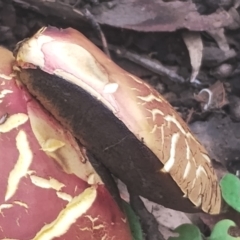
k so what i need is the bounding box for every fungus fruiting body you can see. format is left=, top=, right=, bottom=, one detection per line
left=15, top=27, right=221, bottom=214
left=0, top=47, right=132, bottom=239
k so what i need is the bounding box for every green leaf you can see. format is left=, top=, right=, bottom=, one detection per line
left=209, top=219, right=240, bottom=240
left=220, top=173, right=240, bottom=212
left=122, top=201, right=143, bottom=240
left=168, top=224, right=202, bottom=240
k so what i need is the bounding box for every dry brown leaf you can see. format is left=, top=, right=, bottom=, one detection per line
left=13, top=0, right=235, bottom=32
left=93, top=0, right=234, bottom=32
left=207, top=28, right=230, bottom=52
left=226, top=7, right=240, bottom=30
left=182, top=32, right=203, bottom=82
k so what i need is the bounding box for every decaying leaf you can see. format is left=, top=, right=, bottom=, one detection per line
left=194, top=81, right=228, bottom=111
left=226, top=7, right=240, bottom=30
left=94, top=0, right=234, bottom=32
left=202, top=47, right=236, bottom=67
left=13, top=0, right=234, bottom=32
left=207, top=28, right=230, bottom=52
left=182, top=32, right=203, bottom=82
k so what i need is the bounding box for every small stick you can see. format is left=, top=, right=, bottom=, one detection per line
left=81, top=8, right=110, bottom=58
left=92, top=39, right=185, bottom=83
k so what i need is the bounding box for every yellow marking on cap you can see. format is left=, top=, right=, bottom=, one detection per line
left=30, top=175, right=65, bottom=191
left=33, top=187, right=97, bottom=240
left=56, top=192, right=72, bottom=202
left=41, top=139, right=65, bottom=152
left=0, top=89, right=13, bottom=98
left=13, top=201, right=28, bottom=209
left=5, top=131, right=33, bottom=201
left=0, top=113, right=28, bottom=133
left=162, top=132, right=180, bottom=172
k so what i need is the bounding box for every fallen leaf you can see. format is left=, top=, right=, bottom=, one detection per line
left=182, top=31, right=203, bottom=82
left=93, top=0, right=234, bottom=32
left=13, top=0, right=235, bottom=32
left=207, top=28, right=230, bottom=52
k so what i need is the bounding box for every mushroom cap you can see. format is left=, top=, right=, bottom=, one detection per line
left=15, top=27, right=222, bottom=214
left=0, top=47, right=132, bottom=239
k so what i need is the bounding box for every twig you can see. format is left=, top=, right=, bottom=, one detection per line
left=186, top=108, right=194, bottom=124
left=92, top=39, right=185, bottom=83
left=81, top=9, right=110, bottom=58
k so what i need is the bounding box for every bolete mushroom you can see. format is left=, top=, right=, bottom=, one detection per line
left=15, top=27, right=222, bottom=214
left=0, top=47, right=132, bottom=239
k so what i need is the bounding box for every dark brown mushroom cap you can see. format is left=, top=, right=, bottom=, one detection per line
left=15, top=27, right=222, bottom=214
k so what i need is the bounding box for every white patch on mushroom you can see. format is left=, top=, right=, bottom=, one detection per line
left=13, top=201, right=28, bottom=209
left=0, top=113, right=28, bottom=133
left=41, top=139, right=65, bottom=152
left=87, top=173, right=97, bottom=185
left=127, top=74, right=144, bottom=84
left=201, top=153, right=211, bottom=163
left=162, top=132, right=180, bottom=172
left=0, top=238, right=19, bottom=240
left=195, top=194, right=202, bottom=208
left=0, top=204, right=13, bottom=213
left=150, top=108, right=164, bottom=121
left=191, top=178, right=196, bottom=188
left=183, top=161, right=191, bottom=179
left=0, top=89, right=13, bottom=99
left=103, top=83, right=119, bottom=93
left=185, top=139, right=190, bottom=160
left=5, top=130, right=33, bottom=201
left=150, top=124, right=158, bottom=134
left=33, top=187, right=97, bottom=239
left=30, top=175, right=65, bottom=191
left=80, top=215, right=104, bottom=231
left=56, top=192, right=73, bottom=202
left=0, top=73, right=13, bottom=80
left=160, top=124, right=165, bottom=150
left=196, top=166, right=208, bottom=178
left=164, top=115, right=186, bottom=135
left=101, top=233, right=108, bottom=240
left=164, top=115, right=202, bottom=150
left=137, top=93, right=163, bottom=103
